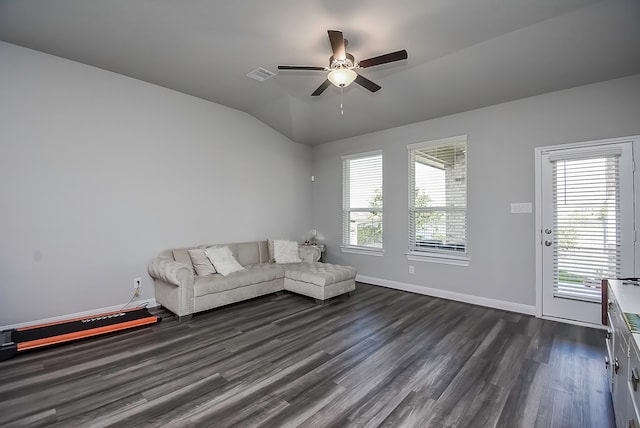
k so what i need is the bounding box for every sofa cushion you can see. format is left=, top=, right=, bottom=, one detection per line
left=273, top=240, right=302, bottom=264
left=284, top=263, right=357, bottom=287
left=173, top=249, right=193, bottom=266
left=205, top=246, right=244, bottom=276
left=193, top=264, right=285, bottom=297
left=188, top=248, right=217, bottom=276
left=229, top=241, right=265, bottom=266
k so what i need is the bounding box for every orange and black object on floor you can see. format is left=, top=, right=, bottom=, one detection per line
left=0, top=307, right=160, bottom=361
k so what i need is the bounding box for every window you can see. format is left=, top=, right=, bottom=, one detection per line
left=408, top=136, right=467, bottom=264
left=550, top=147, right=626, bottom=302
left=342, top=151, right=383, bottom=254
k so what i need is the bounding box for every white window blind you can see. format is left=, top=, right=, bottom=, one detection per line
left=342, top=151, right=383, bottom=250
left=408, top=137, right=467, bottom=254
left=552, top=154, right=621, bottom=302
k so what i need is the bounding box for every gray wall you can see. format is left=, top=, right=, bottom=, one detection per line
left=2, top=38, right=639, bottom=327
left=311, top=74, right=640, bottom=311
left=0, top=42, right=313, bottom=326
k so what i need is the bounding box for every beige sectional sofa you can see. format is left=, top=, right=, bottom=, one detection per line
left=148, top=240, right=356, bottom=321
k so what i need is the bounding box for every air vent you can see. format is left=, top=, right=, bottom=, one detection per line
left=246, top=67, right=275, bottom=82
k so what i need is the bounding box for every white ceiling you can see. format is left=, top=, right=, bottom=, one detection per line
left=1, top=0, right=639, bottom=145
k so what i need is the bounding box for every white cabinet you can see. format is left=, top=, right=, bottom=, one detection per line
left=626, top=393, right=639, bottom=428
left=606, top=316, right=614, bottom=392
left=629, top=343, right=640, bottom=427
left=606, top=279, right=640, bottom=428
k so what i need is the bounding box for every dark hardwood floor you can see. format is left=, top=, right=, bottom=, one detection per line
left=0, top=283, right=614, bottom=427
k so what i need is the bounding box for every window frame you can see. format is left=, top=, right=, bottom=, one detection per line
left=341, top=150, right=384, bottom=256
left=406, top=135, right=469, bottom=266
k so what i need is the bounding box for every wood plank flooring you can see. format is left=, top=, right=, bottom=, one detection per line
left=0, top=283, right=614, bottom=427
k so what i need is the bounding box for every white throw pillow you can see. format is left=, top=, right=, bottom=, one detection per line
left=267, top=238, right=286, bottom=263
left=205, top=246, right=245, bottom=276
left=273, top=240, right=302, bottom=264
left=298, top=245, right=321, bottom=263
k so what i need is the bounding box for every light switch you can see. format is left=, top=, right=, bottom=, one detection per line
left=511, top=202, right=532, bottom=214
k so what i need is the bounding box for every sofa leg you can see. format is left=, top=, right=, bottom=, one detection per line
left=314, top=298, right=326, bottom=306
left=347, top=291, right=355, bottom=297
left=177, top=314, right=193, bottom=323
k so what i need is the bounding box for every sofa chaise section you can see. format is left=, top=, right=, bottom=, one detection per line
left=284, top=263, right=357, bottom=303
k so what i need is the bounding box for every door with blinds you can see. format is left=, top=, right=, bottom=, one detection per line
left=540, top=141, right=634, bottom=325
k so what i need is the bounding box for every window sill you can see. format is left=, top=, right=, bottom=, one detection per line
left=341, top=246, right=384, bottom=257
left=405, top=251, right=470, bottom=266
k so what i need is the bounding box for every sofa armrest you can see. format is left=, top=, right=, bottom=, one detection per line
left=148, top=258, right=194, bottom=287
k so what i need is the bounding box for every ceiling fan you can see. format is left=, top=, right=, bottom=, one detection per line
left=278, top=30, right=408, bottom=97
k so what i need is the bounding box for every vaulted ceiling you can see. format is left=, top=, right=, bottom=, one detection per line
left=1, top=0, right=639, bottom=145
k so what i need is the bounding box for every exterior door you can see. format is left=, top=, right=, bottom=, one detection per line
left=539, top=141, right=634, bottom=325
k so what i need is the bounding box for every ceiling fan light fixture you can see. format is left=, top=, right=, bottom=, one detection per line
left=327, top=68, right=357, bottom=88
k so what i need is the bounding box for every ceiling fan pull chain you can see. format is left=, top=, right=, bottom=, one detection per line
left=340, top=86, right=344, bottom=115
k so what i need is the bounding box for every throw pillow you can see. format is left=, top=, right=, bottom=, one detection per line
left=173, top=249, right=195, bottom=273
left=273, top=240, right=302, bottom=264
left=267, top=238, right=286, bottom=263
left=187, top=248, right=217, bottom=276
left=298, top=245, right=321, bottom=263
left=205, top=246, right=245, bottom=276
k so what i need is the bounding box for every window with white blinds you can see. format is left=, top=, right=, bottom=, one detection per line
left=552, top=153, right=621, bottom=302
left=342, top=151, right=383, bottom=252
left=408, top=136, right=467, bottom=257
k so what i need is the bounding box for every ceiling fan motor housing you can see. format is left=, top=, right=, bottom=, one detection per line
left=330, top=53, right=355, bottom=70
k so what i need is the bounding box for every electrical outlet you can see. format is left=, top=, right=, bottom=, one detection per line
left=409, top=265, right=415, bottom=274
left=134, top=277, right=142, bottom=289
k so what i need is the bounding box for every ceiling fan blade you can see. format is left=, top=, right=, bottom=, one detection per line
left=278, top=65, right=326, bottom=71
left=328, top=30, right=346, bottom=61
left=354, top=74, right=382, bottom=93
left=358, top=50, right=408, bottom=68
left=311, top=79, right=331, bottom=96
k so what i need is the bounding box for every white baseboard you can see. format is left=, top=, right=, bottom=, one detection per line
left=356, top=275, right=536, bottom=316
left=0, top=298, right=158, bottom=331
left=540, top=315, right=606, bottom=330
